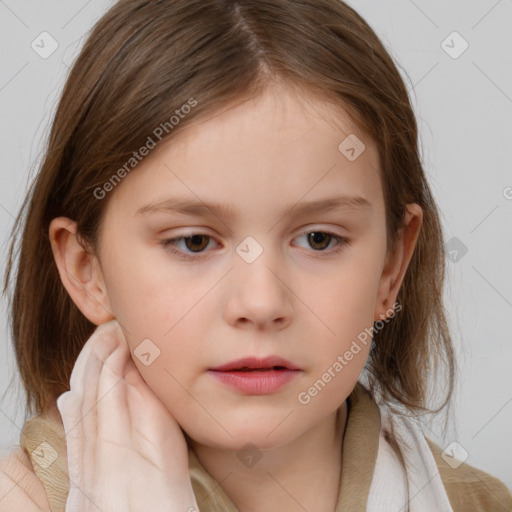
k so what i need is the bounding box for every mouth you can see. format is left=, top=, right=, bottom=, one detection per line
left=208, top=356, right=301, bottom=394
left=209, top=356, right=301, bottom=372
left=227, top=366, right=288, bottom=372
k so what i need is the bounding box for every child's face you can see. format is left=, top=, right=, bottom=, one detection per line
left=91, top=84, right=406, bottom=449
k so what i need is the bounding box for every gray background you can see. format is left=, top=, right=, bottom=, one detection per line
left=1, top=0, right=511, bottom=491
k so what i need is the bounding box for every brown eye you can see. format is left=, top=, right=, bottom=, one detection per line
left=294, top=230, right=348, bottom=255
left=161, top=233, right=216, bottom=260
left=307, top=232, right=332, bottom=250
left=161, top=230, right=347, bottom=261
left=183, top=234, right=210, bottom=252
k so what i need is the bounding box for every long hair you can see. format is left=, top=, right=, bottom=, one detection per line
left=3, top=0, right=455, bottom=435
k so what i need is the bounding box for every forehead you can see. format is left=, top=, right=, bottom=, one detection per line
left=167, top=83, right=374, bottom=160
left=102, top=83, right=383, bottom=228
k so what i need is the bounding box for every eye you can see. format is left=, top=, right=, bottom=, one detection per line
left=294, top=231, right=348, bottom=254
left=160, top=230, right=348, bottom=261
left=161, top=234, right=216, bottom=260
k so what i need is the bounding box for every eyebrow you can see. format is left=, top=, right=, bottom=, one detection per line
left=136, top=194, right=372, bottom=220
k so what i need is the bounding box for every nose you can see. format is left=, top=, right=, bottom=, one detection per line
left=223, top=237, right=293, bottom=331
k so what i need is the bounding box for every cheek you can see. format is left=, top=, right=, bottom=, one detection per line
left=305, top=259, right=381, bottom=384
left=319, top=260, right=381, bottom=336
left=100, top=247, right=214, bottom=405
left=127, top=334, right=197, bottom=414
left=101, top=252, right=189, bottom=333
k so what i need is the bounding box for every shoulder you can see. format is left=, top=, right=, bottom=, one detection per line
left=426, top=436, right=512, bottom=512
left=0, top=445, right=51, bottom=511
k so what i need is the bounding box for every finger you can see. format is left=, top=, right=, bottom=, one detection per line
left=123, top=357, right=165, bottom=441
left=122, top=357, right=191, bottom=474
left=79, top=328, right=122, bottom=495
left=56, top=391, right=87, bottom=510
left=61, top=320, right=122, bottom=498
left=81, top=321, right=122, bottom=440
left=96, top=323, right=133, bottom=446
left=68, top=319, right=120, bottom=397
left=126, top=369, right=169, bottom=437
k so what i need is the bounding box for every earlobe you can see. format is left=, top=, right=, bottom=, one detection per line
left=49, top=217, right=115, bottom=326
left=374, top=203, right=423, bottom=322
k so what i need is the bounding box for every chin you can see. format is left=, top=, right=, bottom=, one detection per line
left=185, top=421, right=303, bottom=452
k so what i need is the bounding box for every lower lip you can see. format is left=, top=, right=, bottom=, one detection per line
left=208, top=369, right=301, bottom=394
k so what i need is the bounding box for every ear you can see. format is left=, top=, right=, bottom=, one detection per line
left=374, top=203, right=423, bottom=322
left=49, top=217, right=115, bottom=326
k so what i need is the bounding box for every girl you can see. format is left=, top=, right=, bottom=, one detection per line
left=1, top=0, right=511, bottom=510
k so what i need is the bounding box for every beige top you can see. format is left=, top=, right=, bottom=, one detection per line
left=2, top=382, right=511, bottom=511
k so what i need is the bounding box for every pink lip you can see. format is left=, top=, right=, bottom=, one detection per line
left=208, top=369, right=301, bottom=394
left=208, top=356, right=302, bottom=395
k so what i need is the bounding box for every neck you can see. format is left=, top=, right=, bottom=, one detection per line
left=189, top=400, right=349, bottom=512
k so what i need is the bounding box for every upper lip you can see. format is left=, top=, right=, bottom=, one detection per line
left=209, top=356, right=301, bottom=371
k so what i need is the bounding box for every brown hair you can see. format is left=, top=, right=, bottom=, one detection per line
left=3, top=0, right=455, bottom=432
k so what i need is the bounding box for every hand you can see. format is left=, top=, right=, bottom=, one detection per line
left=56, top=319, right=198, bottom=512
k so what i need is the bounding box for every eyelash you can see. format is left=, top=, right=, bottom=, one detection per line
left=160, top=230, right=349, bottom=261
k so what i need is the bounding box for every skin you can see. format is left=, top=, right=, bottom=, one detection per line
left=49, top=82, right=422, bottom=512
